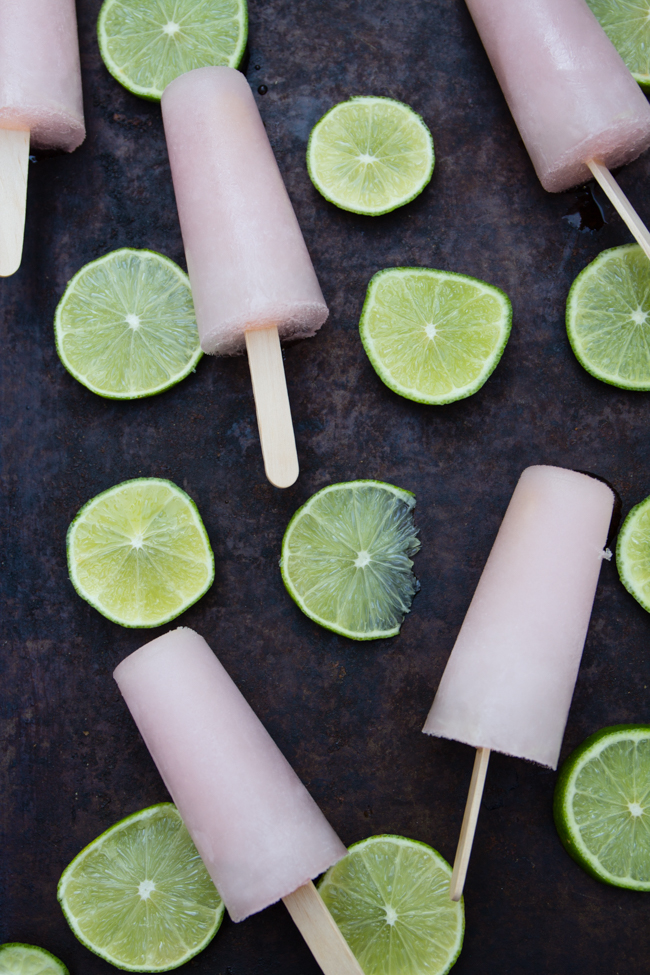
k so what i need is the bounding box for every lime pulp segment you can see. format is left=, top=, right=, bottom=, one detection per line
left=319, top=835, right=464, bottom=975
left=281, top=480, right=420, bottom=640
left=586, top=0, right=650, bottom=89
left=307, top=96, right=434, bottom=215
left=0, top=944, right=70, bottom=975
left=554, top=726, right=650, bottom=889
left=58, top=804, right=224, bottom=972
left=67, top=478, right=214, bottom=628
left=566, top=244, right=650, bottom=390
left=360, top=267, right=512, bottom=404
left=98, top=0, right=248, bottom=100
left=55, top=249, right=202, bottom=399
left=616, top=493, right=650, bottom=611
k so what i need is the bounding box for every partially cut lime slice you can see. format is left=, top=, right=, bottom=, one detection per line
left=360, top=267, right=512, bottom=404
left=319, top=835, right=464, bottom=975
left=554, top=725, right=650, bottom=889
left=67, top=478, right=214, bottom=628
left=307, top=97, right=434, bottom=216
left=586, top=0, right=650, bottom=90
left=0, top=944, right=69, bottom=975
left=55, top=249, right=202, bottom=400
left=616, top=493, right=650, bottom=611
left=566, top=244, right=650, bottom=390
left=98, top=0, right=248, bottom=101
left=280, top=480, right=420, bottom=640
left=58, top=804, right=224, bottom=972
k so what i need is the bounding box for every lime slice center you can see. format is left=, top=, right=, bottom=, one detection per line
left=162, top=21, right=180, bottom=36
left=138, top=879, right=156, bottom=899
left=628, top=801, right=645, bottom=817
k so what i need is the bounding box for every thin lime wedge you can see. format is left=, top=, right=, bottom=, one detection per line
left=319, top=835, right=464, bottom=975
left=554, top=725, right=650, bottom=889
left=58, top=804, right=224, bottom=972
left=616, top=493, right=650, bottom=611
left=307, top=96, right=434, bottom=215
left=566, top=244, right=650, bottom=389
left=360, top=267, right=512, bottom=404
left=0, top=944, right=69, bottom=975
left=586, top=0, right=650, bottom=89
left=67, top=478, right=214, bottom=628
left=280, top=480, right=420, bottom=640
left=98, top=0, right=247, bottom=100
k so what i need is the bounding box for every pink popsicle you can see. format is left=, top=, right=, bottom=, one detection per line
left=423, top=466, right=614, bottom=898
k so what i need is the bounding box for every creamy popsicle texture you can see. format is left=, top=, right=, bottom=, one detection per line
left=465, top=0, right=650, bottom=193
left=161, top=66, right=328, bottom=356
left=114, top=627, right=347, bottom=923
left=424, top=466, right=614, bottom=769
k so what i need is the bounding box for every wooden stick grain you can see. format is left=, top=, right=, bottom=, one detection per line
left=0, top=127, right=30, bottom=277
left=587, top=160, right=650, bottom=261
left=283, top=880, right=364, bottom=975
left=449, top=746, right=491, bottom=902
left=245, top=326, right=299, bottom=489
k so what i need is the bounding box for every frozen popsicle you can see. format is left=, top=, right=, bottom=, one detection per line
left=423, top=466, right=614, bottom=899
left=465, top=0, right=650, bottom=257
left=161, top=67, right=329, bottom=489
left=0, top=0, right=85, bottom=276
left=114, top=627, right=363, bottom=975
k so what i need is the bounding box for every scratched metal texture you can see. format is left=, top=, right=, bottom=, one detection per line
left=1, top=1, right=650, bottom=973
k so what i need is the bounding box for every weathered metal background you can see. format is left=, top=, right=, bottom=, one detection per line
left=2, top=1, right=650, bottom=972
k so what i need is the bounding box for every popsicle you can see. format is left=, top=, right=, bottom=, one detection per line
left=423, top=466, right=614, bottom=900
left=0, top=0, right=85, bottom=276
left=465, top=0, right=650, bottom=257
left=114, top=627, right=363, bottom=975
left=161, top=67, right=329, bottom=489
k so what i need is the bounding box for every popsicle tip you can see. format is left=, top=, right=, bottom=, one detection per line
left=265, top=457, right=299, bottom=489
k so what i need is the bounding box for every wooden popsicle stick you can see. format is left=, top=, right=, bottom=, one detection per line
left=449, top=746, right=491, bottom=902
left=0, top=127, right=30, bottom=277
left=283, top=880, right=365, bottom=975
left=245, top=326, right=299, bottom=489
left=587, top=159, right=650, bottom=261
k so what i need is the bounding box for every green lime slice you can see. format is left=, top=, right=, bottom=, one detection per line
left=318, top=835, right=464, bottom=975
left=307, top=97, right=434, bottom=216
left=616, top=493, right=650, bottom=611
left=566, top=244, right=650, bottom=390
left=586, top=0, right=650, bottom=89
left=280, top=480, right=420, bottom=640
left=0, top=944, right=69, bottom=975
left=67, top=478, right=214, bottom=628
left=55, top=249, right=202, bottom=400
left=97, top=0, right=247, bottom=101
left=554, top=725, right=650, bottom=890
left=360, top=267, right=512, bottom=405
left=58, top=804, right=224, bottom=972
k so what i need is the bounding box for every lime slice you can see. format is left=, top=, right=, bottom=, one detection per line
left=58, top=803, right=224, bottom=972
left=554, top=725, right=650, bottom=889
left=0, top=944, right=69, bottom=975
left=97, top=0, right=247, bottom=101
left=360, top=267, right=512, bottom=404
left=307, top=97, right=434, bottom=216
left=318, top=835, right=464, bottom=975
left=55, top=249, right=202, bottom=400
left=586, top=0, right=650, bottom=89
left=67, top=478, right=214, bottom=628
left=280, top=480, right=420, bottom=640
left=616, top=493, right=650, bottom=611
left=566, top=244, right=650, bottom=390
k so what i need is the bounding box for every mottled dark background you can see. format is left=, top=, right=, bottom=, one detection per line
left=1, top=0, right=650, bottom=972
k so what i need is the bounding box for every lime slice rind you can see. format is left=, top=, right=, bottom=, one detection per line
left=98, top=0, right=248, bottom=101
left=55, top=249, right=202, bottom=400
left=58, top=804, right=224, bottom=972
left=307, top=96, right=434, bottom=216
left=360, top=267, right=512, bottom=405
left=616, top=494, right=650, bottom=612
left=586, top=0, right=650, bottom=90
left=554, top=725, right=650, bottom=890
left=67, top=478, right=214, bottom=628
left=318, top=835, right=464, bottom=975
left=566, top=244, right=650, bottom=390
left=0, top=944, right=70, bottom=975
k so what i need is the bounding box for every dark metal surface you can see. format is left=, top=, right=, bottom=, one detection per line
left=2, top=1, right=650, bottom=972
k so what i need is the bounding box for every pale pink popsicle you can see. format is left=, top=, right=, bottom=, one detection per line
left=114, top=627, right=347, bottom=923
left=465, top=0, right=650, bottom=192
left=161, top=66, right=328, bottom=356
left=424, top=466, right=614, bottom=769
left=0, top=0, right=85, bottom=151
